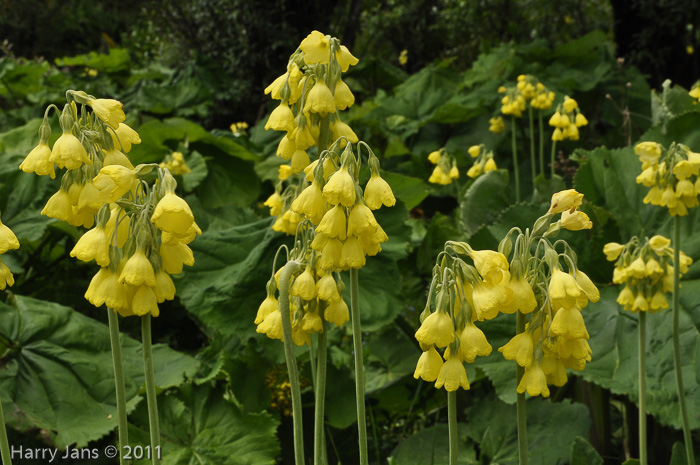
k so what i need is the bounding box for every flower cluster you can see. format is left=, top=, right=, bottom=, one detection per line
left=230, top=121, right=249, bottom=136
left=549, top=96, right=588, bottom=141
left=488, top=116, right=506, bottom=134
left=20, top=90, right=199, bottom=317
left=427, top=148, right=460, bottom=185
left=499, top=75, right=554, bottom=117
left=159, top=151, right=191, bottom=175
left=262, top=30, right=395, bottom=242
left=466, top=144, right=498, bottom=179
left=634, top=141, right=700, bottom=216
left=256, top=224, right=350, bottom=346
left=414, top=190, right=598, bottom=394
left=605, top=235, right=691, bottom=312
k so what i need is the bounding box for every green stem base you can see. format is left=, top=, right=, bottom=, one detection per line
left=142, top=315, right=161, bottom=465
left=108, top=309, right=129, bottom=465
left=350, top=269, right=368, bottom=465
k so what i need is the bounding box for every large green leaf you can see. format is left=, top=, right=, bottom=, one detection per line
left=459, top=170, right=511, bottom=237
left=174, top=219, right=281, bottom=339
left=128, top=383, right=279, bottom=465
left=0, top=295, right=200, bottom=448
left=463, top=397, right=592, bottom=465
left=579, top=285, right=700, bottom=430
left=381, top=171, right=430, bottom=211
left=570, top=436, right=604, bottom=465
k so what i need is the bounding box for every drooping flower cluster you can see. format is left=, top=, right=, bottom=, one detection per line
left=690, top=81, right=700, bottom=103
left=256, top=223, right=350, bottom=346
left=230, top=121, right=249, bottom=136
left=261, top=31, right=395, bottom=275
left=605, top=235, right=691, bottom=312
left=499, top=75, right=554, bottom=117
left=20, top=90, right=199, bottom=317
left=414, top=189, right=598, bottom=395
left=634, top=141, right=700, bottom=216
left=427, top=148, right=460, bottom=185
left=466, top=144, right=498, bottom=179
left=159, top=151, right=191, bottom=175
left=488, top=116, right=506, bottom=134
left=549, top=96, right=588, bottom=141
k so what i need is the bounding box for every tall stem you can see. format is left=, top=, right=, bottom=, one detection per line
left=350, top=268, right=368, bottom=465
left=550, top=140, right=557, bottom=179
left=141, top=315, right=161, bottom=465
left=638, top=311, right=647, bottom=465
left=511, top=117, right=521, bottom=202
left=0, top=396, right=12, bottom=465
left=528, top=107, right=536, bottom=189
left=314, top=318, right=328, bottom=465
left=673, top=216, right=695, bottom=465
left=538, top=112, right=544, bottom=177
left=279, top=261, right=305, bottom=465
left=448, top=391, right=458, bottom=465
left=516, top=310, right=528, bottom=465
left=108, top=309, right=129, bottom=465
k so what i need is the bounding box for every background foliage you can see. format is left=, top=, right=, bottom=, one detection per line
left=1, top=1, right=700, bottom=464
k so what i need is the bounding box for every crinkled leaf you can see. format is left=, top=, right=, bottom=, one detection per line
left=579, top=285, right=700, bottom=430
left=128, top=383, right=279, bottom=465
left=0, top=295, right=199, bottom=448
left=459, top=170, right=511, bottom=237
left=463, top=397, right=591, bottom=464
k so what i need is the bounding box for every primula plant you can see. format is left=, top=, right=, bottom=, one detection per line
left=414, top=189, right=598, bottom=464
left=18, top=89, right=199, bottom=465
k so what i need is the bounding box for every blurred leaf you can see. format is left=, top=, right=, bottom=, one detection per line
left=55, top=49, right=131, bottom=74
left=459, top=170, right=511, bottom=237
left=0, top=295, right=199, bottom=448
left=366, top=329, right=417, bottom=393
left=570, top=436, right=603, bottom=465
left=390, top=423, right=478, bottom=465
left=180, top=150, right=208, bottom=192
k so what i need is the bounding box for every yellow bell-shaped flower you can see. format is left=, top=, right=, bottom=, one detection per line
left=110, top=123, right=141, bottom=153
left=20, top=142, right=55, bottom=179
left=70, top=225, right=110, bottom=267
left=414, top=345, right=443, bottom=382
left=152, top=192, right=195, bottom=235
left=415, top=311, right=455, bottom=348
left=435, top=355, right=470, bottom=391
left=517, top=363, right=550, bottom=397
left=119, top=249, right=157, bottom=287
left=364, top=173, right=396, bottom=210
left=88, top=98, right=125, bottom=129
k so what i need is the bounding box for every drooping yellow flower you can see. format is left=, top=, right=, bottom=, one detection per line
left=325, top=298, right=349, bottom=326
left=415, top=311, right=455, bottom=348
left=88, top=98, right=125, bottom=129
left=257, top=309, right=284, bottom=341
left=323, top=166, right=356, bottom=207
left=254, top=295, right=279, bottom=325
left=603, top=242, right=624, bottom=261
left=152, top=192, right=195, bottom=235
left=20, top=143, right=55, bottom=179
left=548, top=268, right=583, bottom=309
left=265, top=102, right=295, bottom=132
left=335, top=45, right=359, bottom=72
left=49, top=131, right=91, bottom=170
left=110, top=123, right=141, bottom=153
left=103, top=148, right=134, bottom=169
left=340, top=236, right=366, bottom=269
left=291, top=181, right=326, bottom=225
left=0, top=260, right=14, bottom=290
left=290, top=266, right=316, bottom=301
left=153, top=270, right=176, bottom=303
left=549, top=306, right=589, bottom=339
left=457, top=322, right=492, bottom=363
left=334, top=79, right=355, bottom=110
left=301, top=311, right=323, bottom=333
left=41, top=188, right=73, bottom=222
left=316, top=205, right=347, bottom=240
left=414, top=346, right=444, bottom=382
left=499, top=332, right=534, bottom=367
left=160, top=241, right=195, bottom=274
left=119, top=249, right=157, bottom=287
left=330, top=120, right=359, bottom=144
left=364, top=173, right=396, bottom=210
left=131, top=285, right=160, bottom=317
left=70, top=225, right=110, bottom=267
left=304, top=80, right=336, bottom=116
left=316, top=274, right=340, bottom=302
left=517, top=363, right=550, bottom=397
left=347, top=204, right=378, bottom=237
left=93, top=165, right=137, bottom=204
left=435, top=355, right=470, bottom=391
